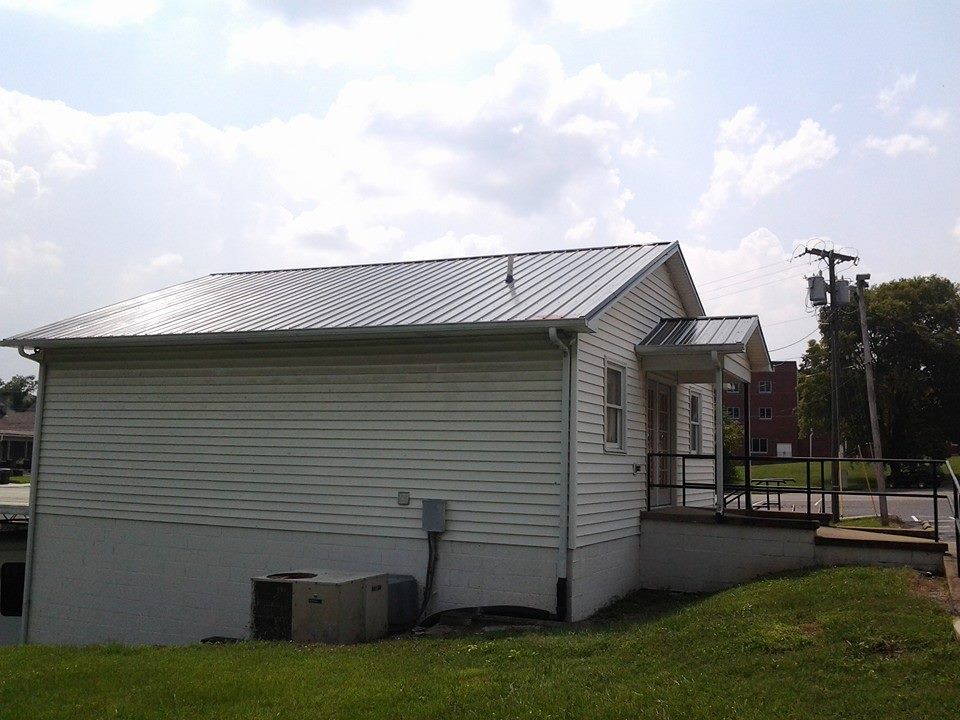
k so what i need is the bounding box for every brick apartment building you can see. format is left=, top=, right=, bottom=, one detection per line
left=722, top=360, right=829, bottom=458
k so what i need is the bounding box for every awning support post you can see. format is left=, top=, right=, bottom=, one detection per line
left=712, top=351, right=724, bottom=519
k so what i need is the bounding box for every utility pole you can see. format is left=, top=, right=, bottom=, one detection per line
left=803, top=246, right=857, bottom=522
left=856, top=274, right=889, bottom=524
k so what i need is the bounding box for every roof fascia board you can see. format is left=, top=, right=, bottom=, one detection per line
left=1, top=318, right=592, bottom=350
left=582, top=242, right=679, bottom=330
left=664, top=246, right=706, bottom=317
left=635, top=342, right=746, bottom=356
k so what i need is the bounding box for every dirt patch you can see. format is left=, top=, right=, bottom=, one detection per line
left=910, top=571, right=958, bottom=615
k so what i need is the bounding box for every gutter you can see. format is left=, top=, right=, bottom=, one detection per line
left=16, top=347, right=43, bottom=645
left=0, top=319, right=594, bottom=350
left=547, top=328, right=573, bottom=621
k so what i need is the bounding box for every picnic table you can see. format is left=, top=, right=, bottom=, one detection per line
left=750, top=477, right=791, bottom=510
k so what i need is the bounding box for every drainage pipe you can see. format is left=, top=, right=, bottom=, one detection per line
left=547, top=328, right=572, bottom=620
left=16, top=347, right=43, bottom=644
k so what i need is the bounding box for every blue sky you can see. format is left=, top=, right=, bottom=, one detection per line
left=1, top=0, right=958, bottom=377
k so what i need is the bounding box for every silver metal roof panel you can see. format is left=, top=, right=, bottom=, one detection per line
left=4, top=242, right=680, bottom=347
left=636, top=315, right=773, bottom=373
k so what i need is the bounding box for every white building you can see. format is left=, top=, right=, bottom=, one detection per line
left=4, top=242, right=770, bottom=644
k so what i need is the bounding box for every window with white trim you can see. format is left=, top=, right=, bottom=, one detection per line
left=759, top=407, right=772, bottom=420
left=758, top=380, right=773, bottom=394
left=604, top=363, right=625, bottom=451
left=751, top=437, right=768, bottom=454
left=690, top=394, right=702, bottom=453
left=726, top=406, right=741, bottom=420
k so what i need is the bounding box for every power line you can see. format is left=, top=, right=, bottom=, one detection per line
left=767, top=327, right=821, bottom=353
left=765, top=314, right=817, bottom=326
left=703, top=271, right=810, bottom=302
left=698, top=258, right=796, bottom=287
left=701, top=263, right=811, bottom=295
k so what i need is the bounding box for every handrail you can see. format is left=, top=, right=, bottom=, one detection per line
left=943, top=460, right=960, bottom=575
left=644, top=452, right=951, bottom=547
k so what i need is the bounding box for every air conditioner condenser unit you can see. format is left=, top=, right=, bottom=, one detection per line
left=251, top=570, right=388, bottom=644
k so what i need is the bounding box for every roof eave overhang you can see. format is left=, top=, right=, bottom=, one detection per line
left=634, top=342, right=746, bottom=356
left=1, top=318, right=594, bottom=351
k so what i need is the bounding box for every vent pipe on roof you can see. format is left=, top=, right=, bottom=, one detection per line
left=505, top=255, right=514, bottom=284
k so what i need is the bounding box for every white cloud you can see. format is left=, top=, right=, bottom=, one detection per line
left=0, top=0, right=158, bottom=28
left=716, top=105, right=766, bottom=146
left=0, top=47, right=670, bottom=344
left=228, top=0, right=518, bottom=70
left=862, top=133, right=936, bottom=157
left=909, top=106, right=950, bottom=132
left=551, top=0, right=639, bottom=32
left=0, top=159, right=42, bottom=199
left=692, top=107, right=838, bottom=227
left=953, top=217, right=960, bottom=240
left=0, top=235, right=62, bottom=270
left=685, top=228, right=819, bottom=358
left=402, top=232, right=507, bottom=261
left=120, top=252, right=186, bottom=291
left=875, top=72, right=916, bottom=114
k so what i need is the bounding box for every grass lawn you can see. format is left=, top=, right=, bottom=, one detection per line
left=835, top=516, right=891, bottom=528
left=0, top=567, right=957, bottom=719
left=744, top=457, right=960, bottom=491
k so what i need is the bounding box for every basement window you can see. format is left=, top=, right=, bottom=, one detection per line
left=0, top=562, right=25, bottom=617
left=604, top=362, right=625, bottom=451
left=690, top=394, right=702, bottom=453
left=751, top=438, right=768, bottom=454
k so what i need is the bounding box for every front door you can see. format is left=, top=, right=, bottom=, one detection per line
left=646, top=380, right=674, bottom=507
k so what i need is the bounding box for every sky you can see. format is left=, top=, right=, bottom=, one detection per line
left=0, top=0, right=958, bottom=378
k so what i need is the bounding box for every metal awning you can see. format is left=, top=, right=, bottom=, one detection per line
left=635, top=315, right=772, bottom=383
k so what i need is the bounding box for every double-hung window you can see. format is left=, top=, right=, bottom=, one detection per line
left=759, top=407, right=772, bottom=420
left=690, top=394, right=702, bottom=453
left=604, top=363, right=625, bottom=451
left=759, top=380, right=772, bottom=394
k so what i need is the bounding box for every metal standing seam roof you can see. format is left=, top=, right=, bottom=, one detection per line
left=637, top=316, right=760, bottom=351
left=636, top=315, right=773, bottom=372
left=3, top=242, right=690, bottom=347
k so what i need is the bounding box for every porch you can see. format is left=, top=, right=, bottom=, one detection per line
left=633, top=315, right=959, bottom=589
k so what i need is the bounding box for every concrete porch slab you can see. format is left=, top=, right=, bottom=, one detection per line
left=815, top=526, right=948, bottom=554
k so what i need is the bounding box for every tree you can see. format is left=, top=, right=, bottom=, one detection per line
left=0, top=375, right=37, bottom=413
left=722, top=411, right=744, bottom=485
left=798, top=275, right=960, bottom=468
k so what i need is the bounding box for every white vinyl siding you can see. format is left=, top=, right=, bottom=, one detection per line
left=574, top=262, right=715, bottom=547
left=34, top=335, right=563, bottom=548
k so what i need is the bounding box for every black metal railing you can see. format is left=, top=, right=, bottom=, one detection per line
left=644, top=452, right=958, bottom=572
left=944, top=461, right=960, bottom=574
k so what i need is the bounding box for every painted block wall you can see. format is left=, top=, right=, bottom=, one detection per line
left=27, top=514, right=557, bottom=644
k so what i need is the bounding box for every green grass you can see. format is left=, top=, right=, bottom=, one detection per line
left=0, top=567, right=957, bottom=719
left=10, top=475, right=29, bottom=484
left=743, top=457, right=960, bottom=491
left=835, top=516, right=887, bottom=528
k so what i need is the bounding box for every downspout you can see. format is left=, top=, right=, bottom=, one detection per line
left=17, top=346, right=44, bottom=644
left=547, top=328, right=572, bottom=620
left=711, top=351, right=724, bottom=520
